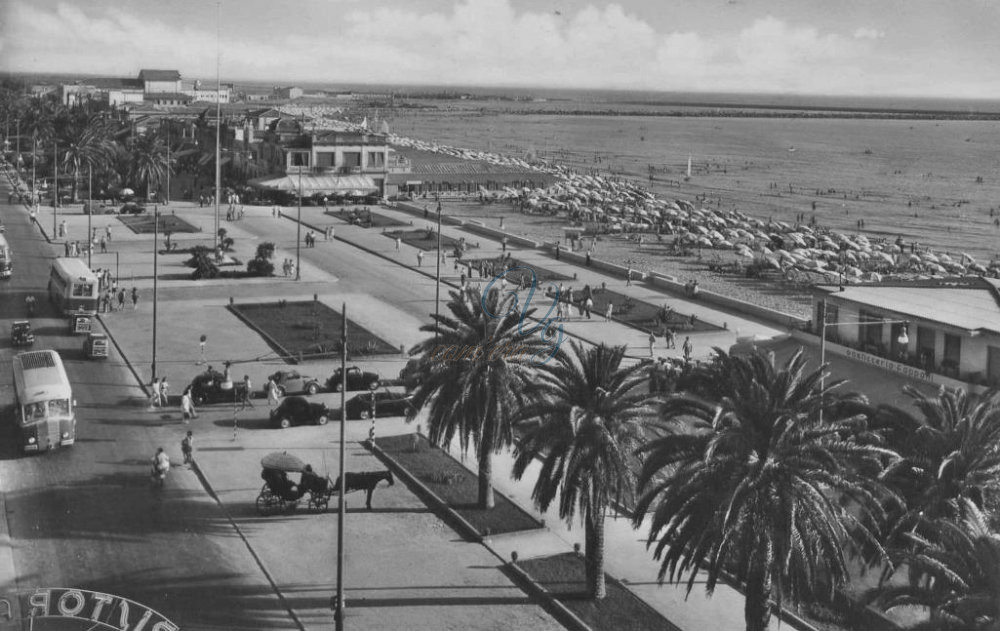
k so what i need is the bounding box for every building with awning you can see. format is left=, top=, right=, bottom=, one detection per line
left=248, top=173, right=378, bottom=195
left=811, top=276, right=1000, bottom=389
left=254, top=119, right=389, bottom=195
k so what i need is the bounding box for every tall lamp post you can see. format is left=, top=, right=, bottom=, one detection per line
left=335, top=303, right=347, bottom=630
left=817, top=298, right=909, bottom=420
left=87, top=163, right=93, bottom=268
left=52, top=140, right=58, bottom=237
left=433, top=202, right=442, bottom=341
left=296, top=164, right=302, bottom=280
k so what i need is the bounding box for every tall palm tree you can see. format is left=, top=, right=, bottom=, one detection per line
left=871, top=498, right=1000, bottom=631
left=634, top=348, right=895, bottom=631
left=59, top=113, right=115, bottom=202
left=407, top=287, right=552, bottom=509
left=129, top=131, right=168, bottom=200
left=512, top=341, right=657, bottom=599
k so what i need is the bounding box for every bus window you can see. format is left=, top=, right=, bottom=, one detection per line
left=49, top=399, right=71, bottom=417
left=24, top=402, right=46, bottom=422
left=72, top=283, right=94, bottom=297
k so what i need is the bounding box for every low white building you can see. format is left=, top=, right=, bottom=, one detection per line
left=814, top=277, right=1000, bottom=389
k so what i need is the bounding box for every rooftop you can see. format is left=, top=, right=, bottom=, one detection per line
left=818, top=276, right=1000, bottom=334
left=139, top=69, right=182, bottom=82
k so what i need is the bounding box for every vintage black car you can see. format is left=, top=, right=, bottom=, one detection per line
left=344, top=392, right=416, bottom=420
left=119, top=202, right=146, bottom=215
left=326, top=366, right=380, bottom=392
left=189, top=368, right=249, bottom=404
left=270, top=396, right=330, bottom=429
left=11, top=321, right=34, bottom=347
left=264, top=370, right=322, bottom=397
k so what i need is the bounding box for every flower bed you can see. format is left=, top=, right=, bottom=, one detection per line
left=374, top=433, right=542, bottom=536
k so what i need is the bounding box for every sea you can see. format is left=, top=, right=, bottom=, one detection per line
left=368, top=90, right=1000, bottom=265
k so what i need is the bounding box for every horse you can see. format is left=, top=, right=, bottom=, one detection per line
left=333, top=470, right=395, bottom=510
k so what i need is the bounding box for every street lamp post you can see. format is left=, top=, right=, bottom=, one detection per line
left=335, top=302, right=347, bottom=630
left=296, top=165, right=302, bottom=280
left=88, top=163, right=93, bottom=268
left=152, top=209, right=159, bottom=382
left=52, top=139, right=58, bottom=237
left=817, top=298, right=909, bottom=421
left=433, top=203, right=442, bottom=342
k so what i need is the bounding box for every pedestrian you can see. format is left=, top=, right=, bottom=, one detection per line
left=150, top=377, right=162, bottom=409
left=626, top=268, right=632, bottom=287
left=64, top=241, right=70, bottom=257
left=158, top=376, right=170, bottom=407
left=501, top=236, right=508, bottom=253
left=666, top=328, right=676, bottom=349
left=151, top=447, right=170, bottom=487
left=272, top=205, right=277, bottom=218
left=117, top=288, right=125, bottom=311
left=605, top=301, right=614, bottom=322
left=99, top=235, right=107, bottom=253
left=395, top=237, right=401, bottom=252
left=181, top=431, right=194, bottom=465
left=181, top=386, right=197, bottom=420
left=240, top=375, right=253, bottom=410
left=327, top=226, right=334, bottom=240
left=105, top=226, right=112, bottom=242
left=585, top=251, right=592, bottom=267
left=682, top=337, right=693, bottom=364
left=423, top=205, right=429, bottom=218
left=59, top=219, right=67, bottom=239
left=267, top=377, right=280, bottom=406
left=584, top=296, right=593, bottom=319
left=555, top=242, right=560, bottom=260
left=131, top=287, right=138, bottom=310
left=648, top=330, right=656, bottom=357
left=417, top=250, right=424, bottom=267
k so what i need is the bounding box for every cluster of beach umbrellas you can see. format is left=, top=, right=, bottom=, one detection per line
left=347, top=125, right=1000, bottom=283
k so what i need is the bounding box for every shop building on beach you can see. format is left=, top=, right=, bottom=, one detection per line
left=808, top=277, right=1000, bottom=390
left=250, top=119, right=390, bottom=196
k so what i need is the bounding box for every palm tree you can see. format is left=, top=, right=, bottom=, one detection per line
left=129, top=131, right=168, bottom=200
left=871, top=498, right=1000, bottom=631
left=59, top=113, right=115, bottom=202
left=512, top=341, right=657, bottom=598
left=634, top=348, right=895, bottom=631
left=863, top=387, right=1000, bottom=568
left=407, top=287, right=552, bottom=509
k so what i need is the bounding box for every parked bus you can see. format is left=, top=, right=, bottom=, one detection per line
left=48, top=258, right=99, bottom=331
left=12, top=350, right=76, bottom=452
left=0, top=234, right=11, bottom=279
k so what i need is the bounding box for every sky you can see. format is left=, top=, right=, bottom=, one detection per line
left=0, top=0, right=998, bottom=98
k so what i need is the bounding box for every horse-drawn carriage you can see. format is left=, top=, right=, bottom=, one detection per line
left=255, top=451, right=396, bottom=516
left=256, top=452, right=336, bottom=515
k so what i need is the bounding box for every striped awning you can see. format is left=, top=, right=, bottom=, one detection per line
left=248, top=173, right=378, bottom=194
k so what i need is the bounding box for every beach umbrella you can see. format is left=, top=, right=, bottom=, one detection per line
left=970, top=263, right=988, bottom=274
left=961, top=252, right=976, bottom=264
left=261, top=451, right=306, bottom=472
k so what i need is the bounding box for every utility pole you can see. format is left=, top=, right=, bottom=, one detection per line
left=336, top=303, right=347, bottom=630
left=434, top=203, right=443, bottom=342
left=296, top=165, right=302, bottom=280
left=165, top=119, right=171, bottom=205
left=87, top=163, right=93, bottom=268
left=214, top=1, right=222, bottom=248
left=52, top=139, right=58, bottom=237
left=152, top=209, right=159, bottom=382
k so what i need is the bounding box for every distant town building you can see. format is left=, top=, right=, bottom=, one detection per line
left=138, top=69, right=182, bottom=94
left=273, top=86, right=304, bottom=100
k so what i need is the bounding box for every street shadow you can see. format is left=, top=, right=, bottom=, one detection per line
left=69, top=572, right=301, bottom=630
left=211, top=417, right=274, bottom=430
left=3, top=469, right=242, bottom=541
left=344, top=506, right=430, bottom=515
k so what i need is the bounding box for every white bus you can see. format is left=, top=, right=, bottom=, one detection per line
left=0, top=234, right=11, bottom=279
left=48, top=257, right=99, bottom=315
left=12, top=350, right=76, bottom=452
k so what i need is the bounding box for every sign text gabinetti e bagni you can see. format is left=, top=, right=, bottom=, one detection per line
left=24, top=588, right=179, bottom=630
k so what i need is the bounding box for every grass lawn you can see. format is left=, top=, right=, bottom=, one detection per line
left=118, top=214, right=199, bottom=234
left=230, top=300, right=398, bottom=362
left=517, top=553, right=681, bottom=631
left=327, top=208, right=408, bottom=229
left=385, top=228, right=466, bottom=252
left=375, top=433, right=542, bottom=536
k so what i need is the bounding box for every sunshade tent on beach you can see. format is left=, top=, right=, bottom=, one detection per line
left=248, top=173, right=379, bottom=194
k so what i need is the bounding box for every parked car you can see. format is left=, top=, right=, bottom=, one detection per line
left=326, top=366, right=380, bottom=392
left=119, top=202, right=146, bottom=215
left=82, top=332, right=109, bottom=359
left=270, top=396, right=330, bottom=429
left=344, top=391, right=416, bottom=420
left=11, top=320, right=34, bottom=347
left=189, top=368, right=249, bottom=404
left=264, top=369, right=321, bottom=397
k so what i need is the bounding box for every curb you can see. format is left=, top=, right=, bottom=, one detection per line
left=366, top=438, right=594, bottom=631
